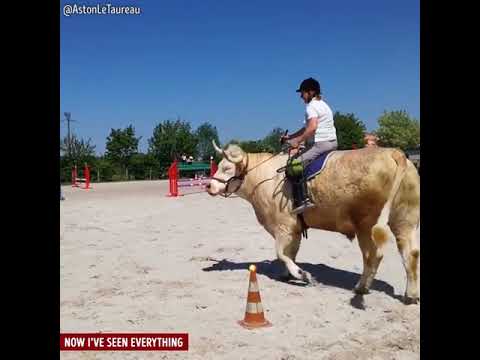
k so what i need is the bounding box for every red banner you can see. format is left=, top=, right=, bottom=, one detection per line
left=60, top=333, right=188, bottom=351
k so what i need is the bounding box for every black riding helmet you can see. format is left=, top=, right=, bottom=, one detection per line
left=296, top=77, right=321, bottom=94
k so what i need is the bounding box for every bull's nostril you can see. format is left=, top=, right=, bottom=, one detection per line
left=206, top=184, right=211, bottom=189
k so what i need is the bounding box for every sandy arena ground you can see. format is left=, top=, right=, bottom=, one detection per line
left=60, top=180, right=420, bottom=360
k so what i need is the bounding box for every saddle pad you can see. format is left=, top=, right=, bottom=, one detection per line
left=304, top=151, right=335, bottom=181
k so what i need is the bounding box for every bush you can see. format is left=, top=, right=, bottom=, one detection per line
left=111, top=174, right=128, bottom=182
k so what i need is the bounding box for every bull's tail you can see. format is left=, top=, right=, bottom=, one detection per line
left=371, top=149, right=407, bottom=248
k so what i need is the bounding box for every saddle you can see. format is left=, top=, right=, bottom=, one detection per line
left=279, top=150, right=335, bottom=181
left=303, top=150, right=335, bottom=181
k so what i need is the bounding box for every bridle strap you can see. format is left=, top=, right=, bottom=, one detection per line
left=213, top=150, right=285, bottom=197
left=212, top=155, right=249, bottom=197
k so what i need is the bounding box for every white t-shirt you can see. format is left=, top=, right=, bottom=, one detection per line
left=304, top=98, right=337, bottom=143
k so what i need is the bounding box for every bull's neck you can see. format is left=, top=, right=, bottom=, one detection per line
left=235, top=152, right=281, bottom=203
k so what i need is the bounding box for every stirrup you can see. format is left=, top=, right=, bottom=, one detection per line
left=291, top=200, right=315, bottom=215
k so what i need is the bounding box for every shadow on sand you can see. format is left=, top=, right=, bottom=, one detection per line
left=202, top=259, right=405, bottom=308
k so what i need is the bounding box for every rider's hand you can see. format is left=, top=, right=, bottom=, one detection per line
left=290, top=139, right=300, bottom=149
left=289, top=147, right=299, bottom=156
left=280, top=135, right=289, bottom=144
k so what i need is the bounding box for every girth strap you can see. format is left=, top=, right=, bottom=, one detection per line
left=298, top=213, right=308, bottom=239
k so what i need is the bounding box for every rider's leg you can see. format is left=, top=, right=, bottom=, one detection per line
left=294, top=140, right=338, bottom=165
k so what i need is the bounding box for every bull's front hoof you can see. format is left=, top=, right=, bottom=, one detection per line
left=299, top=269, right=315, bottom=285
left=404, top=295, right=420, bottom=305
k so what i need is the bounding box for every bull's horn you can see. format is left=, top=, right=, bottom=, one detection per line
left=212, top=140, right=223, bottom=155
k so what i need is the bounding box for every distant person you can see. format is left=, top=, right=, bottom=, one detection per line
left=187, top=156, right=193, bottom=164
left=181, top=154, right=187, bottom=162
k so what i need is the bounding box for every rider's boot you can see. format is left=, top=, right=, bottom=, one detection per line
left=291, top=177, right=315, bottom=214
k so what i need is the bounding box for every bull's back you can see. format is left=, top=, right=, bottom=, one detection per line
left=304, top=147, right=402, bottom=234
left=309, top=147, right=399, bottom=202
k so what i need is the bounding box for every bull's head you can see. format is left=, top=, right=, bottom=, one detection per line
left=206, top=140, right=247, bottom=196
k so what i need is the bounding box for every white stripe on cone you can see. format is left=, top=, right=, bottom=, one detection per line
left=246, top=302, right=264, bottom=314
left=249, top=281, right=259, bottom=292
left=246, top=302, right=257, bottom=314
left=256, top=302, right=263, bottom=313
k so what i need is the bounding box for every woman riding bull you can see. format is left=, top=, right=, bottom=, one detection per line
left=281, top=77, right=338, bottom=214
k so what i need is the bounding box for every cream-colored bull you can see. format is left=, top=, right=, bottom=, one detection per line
left=207, top=142, right=420, bottom=303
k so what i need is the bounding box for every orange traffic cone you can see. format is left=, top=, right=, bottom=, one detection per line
left=238, top=264, right=272, bottom=329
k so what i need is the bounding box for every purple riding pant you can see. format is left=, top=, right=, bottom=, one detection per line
left=293, top=139, right=338, bottom=165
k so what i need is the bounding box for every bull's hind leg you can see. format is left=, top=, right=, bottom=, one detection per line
left=275, top=231, right=312, bottom=284
left=355, top=228, right=384, bottom=294
left=391, top=226, right=420, bottom=304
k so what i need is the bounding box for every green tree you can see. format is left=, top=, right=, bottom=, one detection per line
left=225, top=128, right=285, bottom=154
left=105, top=125, right=141, bottom=177
left=148, top=119, right=198, bottom=177
left=239, top=140, right=265, bottom=153
left=333, top=112, right=367, bottom=150
left=376, top=110, right=420, bottom=151
left=92, top=156, right=116, bottom=182
left=129, top=153, right=159, bottom=180
left=195, top=122, right=220, bottom=161
left=60, top=134, right=97, bottom=183
left=60, top=134, right=96, bottom=163
left=261, top=127, right=285, bottom=153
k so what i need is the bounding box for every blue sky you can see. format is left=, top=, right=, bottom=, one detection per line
left=60, top=0, right=419, bottom=154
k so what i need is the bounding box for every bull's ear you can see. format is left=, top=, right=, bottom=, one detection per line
left=223, top=144, right=245, bottom=164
